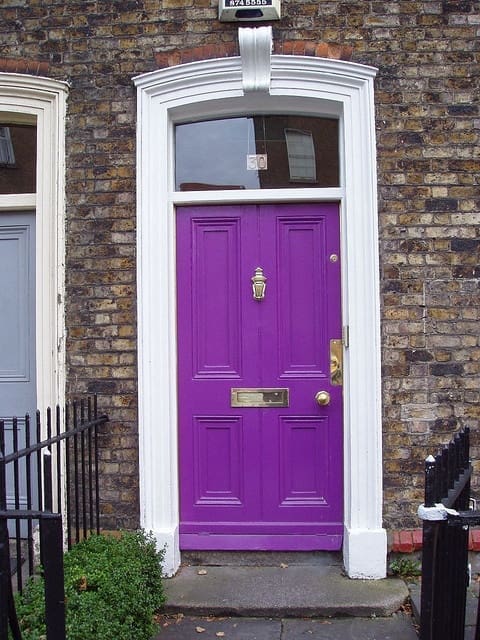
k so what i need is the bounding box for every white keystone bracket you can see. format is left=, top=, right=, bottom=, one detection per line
left=239, top=26, right=272, bottom=93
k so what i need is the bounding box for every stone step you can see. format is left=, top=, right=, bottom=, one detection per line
left=163, top=561, right=409, bottom=619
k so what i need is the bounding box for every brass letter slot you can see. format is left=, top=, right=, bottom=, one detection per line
left=231, top=388, right=289, bottom=408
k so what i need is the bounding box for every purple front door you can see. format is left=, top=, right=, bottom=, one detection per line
left=176, top=203, right=343, bottom=550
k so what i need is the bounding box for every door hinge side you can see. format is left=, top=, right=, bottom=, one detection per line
left=342, top=325, right=349, bottom=349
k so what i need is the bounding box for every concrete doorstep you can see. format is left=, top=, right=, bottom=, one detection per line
left=153, top=553, right=418, bottom=639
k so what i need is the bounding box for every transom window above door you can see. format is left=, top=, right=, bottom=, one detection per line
left=175, top=115, right=339, bottom=191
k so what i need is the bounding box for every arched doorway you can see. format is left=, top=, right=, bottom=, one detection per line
left=134, top=29, right=385, bottom=578
left=0, top=74, right=67, bottom=515
left=0, top=73, right=67, bottom=429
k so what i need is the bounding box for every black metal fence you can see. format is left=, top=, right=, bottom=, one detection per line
left=0, top=397, right=109, bottom=640
left=419, top=427, right=480, bottom=640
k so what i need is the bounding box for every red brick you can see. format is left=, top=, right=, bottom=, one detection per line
left=291, top=41, right=306, bottom=55
left=280, top=41, right=295, bottom=55
left=469, top=529, right=480, bottom=552
left=0, top=57, right=50, bottom=75
left=399, top=530, right=415, bottom=553
left=389, top=527, right=480, bottom=553
left=412, top=529, right=423, bottom=550
left=304, top=41, right=317, bottom=57
left=153, top=40, right=352, bottom=70
left=390, top=529, right=423, bottom=553
left=327, top=43, right=343, bottom=59
left=315, top=42, right=330, bottom=58
left=391, top=530, right=401, bottom=552
left=339, top=45, right=354, bottom=60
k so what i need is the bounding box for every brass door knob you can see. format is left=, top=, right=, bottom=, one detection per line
left=315, top=391, right=331, bottom=406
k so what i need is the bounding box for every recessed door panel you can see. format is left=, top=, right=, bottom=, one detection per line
left=277, top=417, right=329, bottom=505
left=0, top=225, right=31, bottom=380
left=193, top=416, right=244, bottom=506
left=192, top=219, right=242, bottom=377
left=276, top=216, right=328, bottom=375
left=177, top=203, right=343, bottom=550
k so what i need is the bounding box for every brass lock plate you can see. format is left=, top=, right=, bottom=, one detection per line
left=231, top=388, right=289, bottom=407
left=330, top=339, right=343, bottom=386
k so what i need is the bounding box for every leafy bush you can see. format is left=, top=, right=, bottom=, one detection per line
left=13, top=530, right=166, bottom=640
left=10, top=571, right=45, bottom=640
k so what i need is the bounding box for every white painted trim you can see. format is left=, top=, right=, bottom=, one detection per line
left=0, top=194, right=36, bottom=210
left=0, top=73, right=68, bottom=423
left=134, top=55, right=386, bottom=578
left=172, top=188, right=344, bottom=206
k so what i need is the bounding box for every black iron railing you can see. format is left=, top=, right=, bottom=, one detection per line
left=0, top=397, right=108, bottom=640
left=419, top=427, right=480, bottom=640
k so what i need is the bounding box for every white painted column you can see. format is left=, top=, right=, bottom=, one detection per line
left=341, top=75, right=387, bottom=579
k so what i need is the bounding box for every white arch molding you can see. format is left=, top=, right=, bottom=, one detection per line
left=134, top=50, right=386, bottom=578
left=0, top=73, right=67, bottom=422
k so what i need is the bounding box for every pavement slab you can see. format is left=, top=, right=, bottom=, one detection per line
left=281, top=614, right=418, bottom=639
left=155, top=615, right=282, bottom=639
left=409, top=581, right=478, bottom=639
left=153, top=614, right=418, bottom=639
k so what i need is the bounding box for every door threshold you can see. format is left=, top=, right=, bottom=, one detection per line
left=180, top=550, right=343, bottom=568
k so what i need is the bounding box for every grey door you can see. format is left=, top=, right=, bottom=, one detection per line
left=0, top=211, right=36, bottom=510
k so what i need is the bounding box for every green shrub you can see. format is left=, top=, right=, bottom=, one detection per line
left=10, top=571, right=46, bottom=640
left=389, top=556, right=421, bottom=578
left=13, top=530, right=166, bottom=640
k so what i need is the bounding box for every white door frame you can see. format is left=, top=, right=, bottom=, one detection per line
left=134, top=45, right=386, bottom=578
left=0, top=73, right=68, bottom=420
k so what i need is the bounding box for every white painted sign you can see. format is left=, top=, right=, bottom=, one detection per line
left=219, top=0, right=281, bottom=21
left=247, top=154, right=268, bottom=170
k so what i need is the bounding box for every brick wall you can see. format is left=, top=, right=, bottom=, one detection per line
left=370, top=1, right=480, bottom=527
left=1, top=0, right=479, bottom=531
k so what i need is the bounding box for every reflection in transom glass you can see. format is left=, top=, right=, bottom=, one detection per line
left=175, top=115, right=339, bottom=191
left=0, top=124, right=36, bottom=194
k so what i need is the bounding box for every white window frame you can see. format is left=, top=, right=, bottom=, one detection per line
left=0, top=73, right=68, bottom=421
left=134, top=53, right=386, bottom=579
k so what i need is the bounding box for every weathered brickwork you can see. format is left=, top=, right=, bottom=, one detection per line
left=370, top=1, right=480, bottom=527
left=0, top=0, right=479, bottom=531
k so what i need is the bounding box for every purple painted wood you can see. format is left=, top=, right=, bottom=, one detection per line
left=176, top=203, right=343, bottom=550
